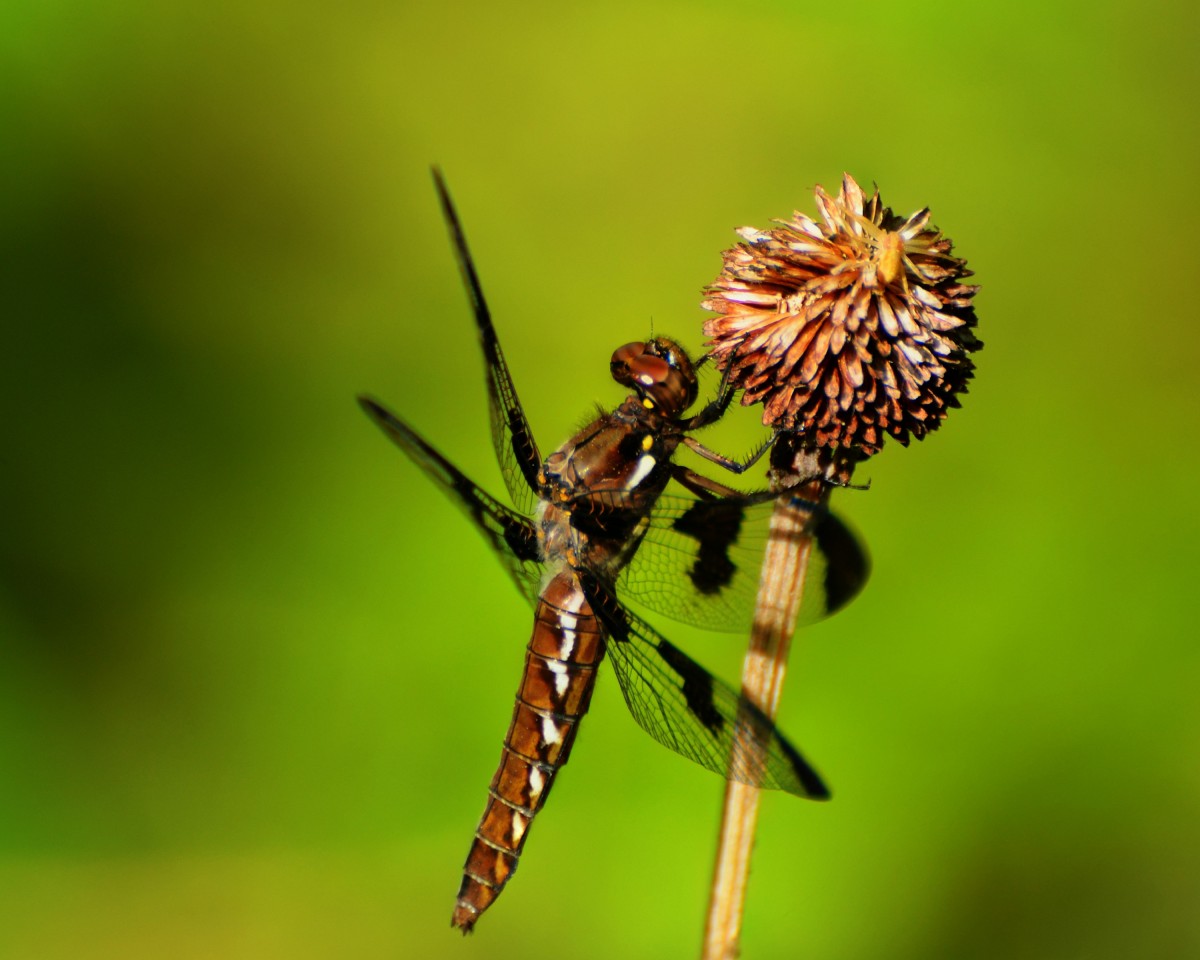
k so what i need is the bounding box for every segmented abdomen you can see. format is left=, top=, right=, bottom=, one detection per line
left=451, top=571, right=605, bottom=932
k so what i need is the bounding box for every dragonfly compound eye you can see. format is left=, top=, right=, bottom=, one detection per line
left=610, top=339, right=698, bottom=416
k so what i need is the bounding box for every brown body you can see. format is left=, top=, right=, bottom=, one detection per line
left=451, top=572, right=600, bottom=928
left=451, top=394, right=686, bottom=931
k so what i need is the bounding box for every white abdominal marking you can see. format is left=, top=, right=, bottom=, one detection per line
left=546, top=658, right=569, bottom=698
left=540, top=715, right=562, bottom=745
left=510, top=811, right=527, bottom=845
left=558, top=613, right=577, bottom=659
left=528, top=765, right=545, bottom=801
left=626, top=454, right=657, bottom=490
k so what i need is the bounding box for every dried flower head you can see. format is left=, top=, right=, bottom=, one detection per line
left=702, top=174, right=981, bottom=456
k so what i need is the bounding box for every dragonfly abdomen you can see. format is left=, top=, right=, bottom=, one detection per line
left=451, top=572, right=606, bottom=932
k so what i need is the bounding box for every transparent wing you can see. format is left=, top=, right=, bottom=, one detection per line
left=583, top=576, right=829, bottom=799
left=433, top=169, right=542, bottom=516
left=616, top=490, right=869, bottom=633
left=359, top=395, right=543, bottom=606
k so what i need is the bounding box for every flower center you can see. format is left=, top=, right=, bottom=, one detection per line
left=875, top=230, right=906, bottom=287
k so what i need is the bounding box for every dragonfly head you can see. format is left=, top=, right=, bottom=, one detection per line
left=610, top=338, right=698, bottom=417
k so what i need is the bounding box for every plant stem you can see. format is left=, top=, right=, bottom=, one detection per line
left=701, top=442, right=850, bottom=960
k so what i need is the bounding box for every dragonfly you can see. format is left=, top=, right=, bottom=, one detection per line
left=359, top=171, right=868, bottom=934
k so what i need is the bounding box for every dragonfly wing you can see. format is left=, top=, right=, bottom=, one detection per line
left=359, top=395, right=543, bottom=607
left=581, top=573, right=829, bottom=799
left=432, top=169, right=542, bottom=517
left=617, top=491, right=869, bottom=633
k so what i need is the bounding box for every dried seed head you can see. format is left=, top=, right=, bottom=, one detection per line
left=702, top=174, right=981, bottom=456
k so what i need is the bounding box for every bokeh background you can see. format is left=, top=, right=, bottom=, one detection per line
left=3, top=1, right=1198, bottom=957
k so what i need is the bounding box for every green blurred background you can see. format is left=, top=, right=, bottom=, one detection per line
left=3, top=1, right=1197, bottom=957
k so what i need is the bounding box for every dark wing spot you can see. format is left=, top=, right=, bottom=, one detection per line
left=571, top=499, right=644, bottom=544
left=449, top=473, right=538, bottom=563
left=452, top=476, right=497, bottom=542
left=509, top=411, right=542, bottom=493
left=656, top=640, right=723, bottom=734
left=504, top=519, right=541, bottom=563
left=578, top=572, right=630, bottom=643
left=671, top=500, right=746, bottom=596
left=813, top=513, right=869, bottom=615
